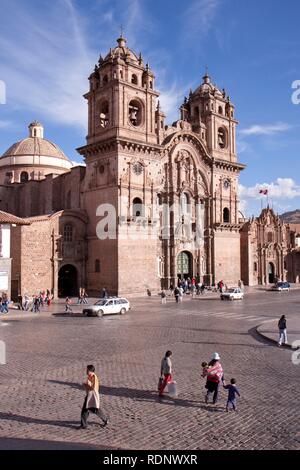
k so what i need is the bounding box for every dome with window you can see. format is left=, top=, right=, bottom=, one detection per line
left=0, top=121, right=72, bottom=184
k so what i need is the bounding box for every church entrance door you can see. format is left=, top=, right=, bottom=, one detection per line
left=268, top=262, right=275, bottom=284
left=177, top=251, right=193, bottom=281
left=58, top=264, right=78, bottom=297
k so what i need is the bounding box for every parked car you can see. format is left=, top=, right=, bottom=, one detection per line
left=83, top=297, right=130, bottom=317
left=271, top=282, right=290, bottom=291
left=220, top=287, right=244, bottom=301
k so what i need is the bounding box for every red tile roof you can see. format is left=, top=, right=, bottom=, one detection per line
left=0, top=210, right=30, bottom=225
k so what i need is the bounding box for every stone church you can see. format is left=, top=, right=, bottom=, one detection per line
left=0, top=36, right=299, bottom=298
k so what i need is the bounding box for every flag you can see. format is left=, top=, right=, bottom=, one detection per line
left=259, top=189, right=268, bottom=195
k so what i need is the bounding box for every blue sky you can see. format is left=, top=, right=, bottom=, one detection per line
left=0, top=0, right=300, bottom=217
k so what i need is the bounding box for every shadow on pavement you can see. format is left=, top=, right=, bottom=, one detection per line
left=0, top=437, right=118, bottom=450
left=0, top=412, right=79, bottom=429
left=47, top=380, right=227, bottom=411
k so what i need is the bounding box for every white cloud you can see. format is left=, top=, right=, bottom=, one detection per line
left=0, top=120, right=12, bottom=129
left=239, top=122, right=291, bottom=136
left=0, top=0, right=95, bottom=131
left=239, top=178, right=300, bottom=200
left=183, top=0, right=220, bottom=40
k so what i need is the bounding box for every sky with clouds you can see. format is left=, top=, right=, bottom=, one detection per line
left=0, top=0, right=300, bottom=217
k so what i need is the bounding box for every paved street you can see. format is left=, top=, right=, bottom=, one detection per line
left=0, top=290, right=299, bottom=450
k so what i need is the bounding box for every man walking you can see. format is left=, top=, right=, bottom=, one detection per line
left=79, top=365, right=108, bottom=429
left=278, top=315, right=288, bottom=347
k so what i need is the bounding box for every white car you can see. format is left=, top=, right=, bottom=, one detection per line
left=220, top=288, right=244, bottom=301
left=83, top=297, right=130, bottom=317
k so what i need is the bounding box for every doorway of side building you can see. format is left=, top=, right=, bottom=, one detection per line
left=177, top=251, right=193, bottom=281
left=58, top=264, right=78, bottom=297
left=268, top=262, right=275, bottom=284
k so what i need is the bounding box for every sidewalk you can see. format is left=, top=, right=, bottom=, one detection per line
left=257, top=318, right=300, bottom=349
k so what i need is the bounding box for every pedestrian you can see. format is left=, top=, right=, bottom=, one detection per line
left=65, top=297, right=72, bottom=314
left=101, top=287, right=108, bottom=299
left=77, top=287, right=83, bottom=304
left=79, top=365, right=108, bottom=429
left=200, top=283, right=205, bottom=295
left=33, top=296, right=40, bottom=313
left=23, top=294, right=30, bottom=311
left=278, top=315, right=288, bottom=347
left=203, top=352, right=224, bottom=404
left=179, top=285, right=184, bottom=302
left=1, top=293, right=9, bottom=314
left=159, top=350, right=172, bottom=397
left=174, top=286, right=180, bottom=303
left=83, top=288, right=88, bottom=304
left=160, top=290, right=167, bottom=304
left=223, top=378, right=240, bottom=412
left=17, top=295, right=24, bottom=310
left=147, top=289, right=152, bottom=297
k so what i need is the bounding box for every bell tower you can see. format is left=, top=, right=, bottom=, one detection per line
left=85, top=35, right=159, bottom=147
left=186, top=72, right=238, bottom=163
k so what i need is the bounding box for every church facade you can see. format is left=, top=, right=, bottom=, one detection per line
left=0, top=36, right=298, bottom=298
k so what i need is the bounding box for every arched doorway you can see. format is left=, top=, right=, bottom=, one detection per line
left=58, top=264, right=78, bottom=297
left=177, top=251, right=193, bottom=281
left=268, top=262, right=275, bottom=284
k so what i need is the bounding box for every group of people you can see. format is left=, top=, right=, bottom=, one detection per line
left=77, top=287, right=88, bottom=304
left=0, top=290, right=53, bottom=315
left=159, top=350, right=240, bottom=412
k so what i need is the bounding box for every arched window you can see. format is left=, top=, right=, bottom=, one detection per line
left=129, top=100, right=143, bottom=126
left=180, top=193, right=189, bottom=214
left=131, top=74, right=138, bottom=85
left=267, top=232, right=273, bottom=243
left=133, top=197, right=143, bottom=217
left=149, top=81, right=153, bottom=89
left=20, top=171, right=29, bottom=183
left=66, top=190, right=71, bottom=209
left=99, top=100, right=109, bottom=128
left=33, top=129, right=37, bottom=137
left=218, top=106, right=223, bottom=115
left=218, top=127, right=227, bottom=149
left=63, top=224, right=73, bottom=242
left=95, top=259, right=100, bottom=273
left=223, top=207, right=230, bottom=223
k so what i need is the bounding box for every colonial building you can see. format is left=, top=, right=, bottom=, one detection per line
left=240, top=208, right=291, bottom=285
left=2, top=35, right=297, bottom=298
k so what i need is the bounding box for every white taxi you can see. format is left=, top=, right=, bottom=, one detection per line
left=220, top=288, right=244, bottom=301
left=83, top=297, right=130, bottom=317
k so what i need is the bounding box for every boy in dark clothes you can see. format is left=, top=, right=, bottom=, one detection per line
left=223, top=378, right=240, bottom=412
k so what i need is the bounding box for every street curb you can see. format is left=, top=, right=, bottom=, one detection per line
left=256, top=321, right=295, bottom=350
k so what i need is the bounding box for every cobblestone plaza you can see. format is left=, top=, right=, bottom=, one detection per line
left=0, top=289, right=299, bottom=450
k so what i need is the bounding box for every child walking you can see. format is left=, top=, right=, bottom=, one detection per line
left=223, top=378, right=240, bottom=412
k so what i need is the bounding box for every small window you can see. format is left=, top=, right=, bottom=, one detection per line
left=63, top=224, right=73, bottom=242
left=267, top=232, right=273, bottom=243
left=254, top=262, right=257, bottom=272
left=95, top=259, right=100, bottom=273
left=20, top=172, right=29, bottom=183
left=218, top=106, right=223, bottom=115
left=102, top=75, right=108, bottom=85
left=149, top=81, right=153, bottom=89
left=131, top=74, right=138, bottom=85
left=223, top=207, right=230, bottom=223
left=194, top=107, right=200, bottom=119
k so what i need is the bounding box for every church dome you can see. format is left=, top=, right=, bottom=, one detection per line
left=0, top=122, right=72, bottom=184
left=103, top=36, right=141, bottom=65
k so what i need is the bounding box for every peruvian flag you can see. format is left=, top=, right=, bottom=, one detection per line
left=259, top=189, right=268, bottom=195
